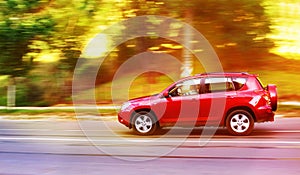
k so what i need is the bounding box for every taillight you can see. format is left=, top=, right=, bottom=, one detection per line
left=263, top=93, right=271, bottom=106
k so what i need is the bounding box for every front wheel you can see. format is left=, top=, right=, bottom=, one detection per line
left=132, top=111, right=158, bottom=136
left=226, top=110, right=254, bottom=136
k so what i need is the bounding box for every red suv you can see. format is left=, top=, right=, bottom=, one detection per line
left=118, top=72, right=277, bottom=136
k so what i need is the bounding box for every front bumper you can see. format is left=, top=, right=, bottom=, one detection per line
left=118, top=111, right=131, bottom=128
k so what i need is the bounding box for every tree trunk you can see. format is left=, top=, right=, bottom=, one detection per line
left=7, top=77, right=16, bottom=107
left=181, top=9, right=194, bottom=78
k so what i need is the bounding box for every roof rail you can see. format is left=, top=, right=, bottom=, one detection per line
left=198, top=72, right=250, bottom=76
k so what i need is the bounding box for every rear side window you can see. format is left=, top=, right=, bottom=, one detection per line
left=202, top=77, right=234, bottom=93
left=232, top=77, right=247, bottom=90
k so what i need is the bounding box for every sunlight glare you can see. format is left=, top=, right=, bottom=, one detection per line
left=264, top=0, right=300, bottom=60
left=81, top=33, right=109, bottom=59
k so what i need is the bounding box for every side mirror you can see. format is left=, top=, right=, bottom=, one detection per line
left=163, top=91, right=170, bottom=98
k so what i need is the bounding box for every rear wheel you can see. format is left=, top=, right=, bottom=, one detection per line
left=226, top=110, right=254, bottom=136
left=132, top=111, right=158, bottom=136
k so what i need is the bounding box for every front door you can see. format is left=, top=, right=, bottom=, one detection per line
left=156, top=78, right=202, bottom=126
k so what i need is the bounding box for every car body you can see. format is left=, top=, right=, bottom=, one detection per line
left=118, top=72, right=277, bottom=136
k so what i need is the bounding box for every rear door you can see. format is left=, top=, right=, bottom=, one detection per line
left=199, top=77, right=237, bottom=125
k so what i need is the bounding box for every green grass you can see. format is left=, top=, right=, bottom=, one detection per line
left=1, top=100, right=299, bottom=119
left=0, top=108, right=118, bottom=116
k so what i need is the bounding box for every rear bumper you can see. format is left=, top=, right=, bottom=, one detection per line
left=256, top=105, right=275, bottom=122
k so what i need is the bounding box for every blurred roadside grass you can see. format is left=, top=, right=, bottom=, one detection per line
left=1, top=70, right=300, bottom=119
left=0, top=108, right=118, bottom=120
left=277, top=105, right=300, bottom=117
left=257, top=70, right=300, bottom=100
left=0, top=104, right=299, bottom=120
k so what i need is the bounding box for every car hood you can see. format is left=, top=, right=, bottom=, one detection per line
left=128, top=94, right=160, bottom=104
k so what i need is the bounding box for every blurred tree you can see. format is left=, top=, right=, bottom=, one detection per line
left=50, top=0, right=126, bottom=72
left=0, top=0, right=55, bottom=77
left=163, top=0, right=274, bottom=68
left=0, top=0, right=54, bottom=106
left=0, top=0, right=275, bottom=105
left=113, top=0, right=273, bottom=71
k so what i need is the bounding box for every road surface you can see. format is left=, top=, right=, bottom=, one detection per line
left=0, top=117, right=300, bottom=175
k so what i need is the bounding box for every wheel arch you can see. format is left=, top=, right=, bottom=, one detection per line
left=224, top=106, right=256, bottom=126
left=130, top=108, right=160, bottom=128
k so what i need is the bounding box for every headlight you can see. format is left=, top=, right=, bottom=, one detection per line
left=120, top=102, right=131, bottom=111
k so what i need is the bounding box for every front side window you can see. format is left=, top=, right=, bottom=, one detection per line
left=169, top=78, right=201, bottom=97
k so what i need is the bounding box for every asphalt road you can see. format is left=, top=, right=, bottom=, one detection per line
left=0, top=117, right=300, bottom=175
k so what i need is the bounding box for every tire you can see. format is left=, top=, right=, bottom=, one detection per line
left=226, top=110, right=254, bottom=136
left=132, top=111, right=158, bottom=136
left=267, top=84, right=278, bottom=111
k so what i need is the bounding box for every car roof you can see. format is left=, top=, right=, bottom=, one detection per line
left=189, top=72, right=257, bottom=79
left=167, top=72, right=257, bottom=89
left=176, top=72, right=257, bottom=83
